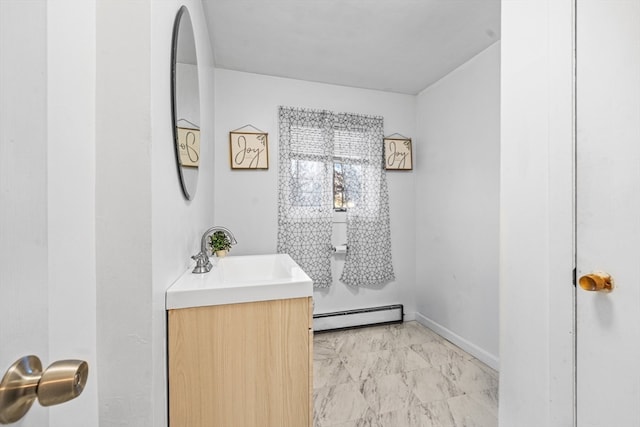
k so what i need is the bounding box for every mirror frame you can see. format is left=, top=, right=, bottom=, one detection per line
left=170, top=5, right=199, bottom=200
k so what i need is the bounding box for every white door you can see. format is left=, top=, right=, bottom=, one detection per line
left=1, top=1, right=96, bottom=425
left=576, top=1, right=640, bottom=426
left=0, top=1, right=50, bottom=425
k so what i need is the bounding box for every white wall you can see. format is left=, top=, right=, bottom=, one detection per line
left=97, top=0, right=217, bottom=425
left=92, top=0, right=215, bottom=422
left=500, top=0, right=574, bottom=425
left=214, top=70, right=417, bottom=318
left=151, top=1, right=216, bottom=425
left=95, top=1, right=154, bottom=424
left=414, top=43, right=501, bottom=369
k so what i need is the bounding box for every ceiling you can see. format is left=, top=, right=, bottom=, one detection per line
left=201, top=0, right=500, bottom=95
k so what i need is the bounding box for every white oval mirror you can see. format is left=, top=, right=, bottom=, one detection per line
left=171, top=6, right=200, bottom=200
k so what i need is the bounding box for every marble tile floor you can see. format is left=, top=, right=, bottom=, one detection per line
left=313, top=321, right=498, bottom=427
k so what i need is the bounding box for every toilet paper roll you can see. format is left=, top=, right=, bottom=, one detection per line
left=333, top=244, right=348, bottom=254
left=37, top=360, right=88, bottom=407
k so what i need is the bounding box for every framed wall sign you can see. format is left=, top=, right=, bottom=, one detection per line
left=229, top=131, right=269, bottom=169
left=384, top=136, right=412, bottom=170
left=176, top=127, right=200, bottom=167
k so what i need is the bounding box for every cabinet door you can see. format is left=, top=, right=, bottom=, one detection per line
left=169, top=297, right=311, bottom=427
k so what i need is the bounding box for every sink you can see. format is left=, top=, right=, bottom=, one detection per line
left=218, top=254, right=298, bottom=283
left=166, top=254, right=313, bottom=309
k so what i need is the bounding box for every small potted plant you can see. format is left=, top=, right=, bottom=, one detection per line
left=209, top=230, right=231, bottom=258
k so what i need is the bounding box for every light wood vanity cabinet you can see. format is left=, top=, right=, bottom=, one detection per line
left=168, top=296, right=313, bottom=427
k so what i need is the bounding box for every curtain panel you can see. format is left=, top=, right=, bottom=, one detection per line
left=337, top=113, right=395, bottom=287
left=277, top=107, right=335, bottom=288
left=277, top=106, right=395, bottom=288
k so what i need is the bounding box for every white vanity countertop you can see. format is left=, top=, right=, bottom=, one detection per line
left=165, top=253, right=313, bottom=310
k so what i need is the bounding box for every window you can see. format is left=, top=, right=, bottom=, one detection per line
left=278, top=106, right=395, bottom=288
left=289, top=159, right=325, bottom=208
left=286, top=126, right=369, bottom=211
left=333, top=160, right=362, bottom=210
left=289, top=156, right=359, bottom=211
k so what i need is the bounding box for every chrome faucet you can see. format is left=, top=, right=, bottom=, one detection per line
left=191, top=226, right=237, bottom=273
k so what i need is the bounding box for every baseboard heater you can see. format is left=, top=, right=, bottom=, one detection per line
left=313, top=304, right=404, bottom=333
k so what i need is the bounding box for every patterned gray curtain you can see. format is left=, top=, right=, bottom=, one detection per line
left=277, top=106, right=335, bottom=288
left=277, top=106, right=395, bottom=288
left=336, top=113, right=395, bottom=287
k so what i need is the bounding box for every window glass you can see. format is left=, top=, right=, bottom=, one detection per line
left=290, top=159, right=325, bottom=207
left=334, top=161, right=362, bottom=210
left=289, top=124, right=369, bottom=211
left=333, top=162, right=345, bottom=210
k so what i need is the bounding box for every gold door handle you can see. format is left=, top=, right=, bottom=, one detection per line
left=0, top=356, right=88, bottom=424
left=578, top=271, right=614, bottom=292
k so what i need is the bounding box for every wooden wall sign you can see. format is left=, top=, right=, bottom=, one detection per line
left=384, top=137, right=412, bottom=170
left=229, top=131, right=269, bottom=169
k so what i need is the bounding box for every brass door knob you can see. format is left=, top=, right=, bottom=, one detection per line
left=0, top=356, right=88, bottom=424
left=579, top=271, right=614, bottom=292
left=0, top=356, right=41, bottom=424
left=37, top=360, right=88, bottom=407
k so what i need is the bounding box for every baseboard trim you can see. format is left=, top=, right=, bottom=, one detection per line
left=414, top=312, right=499, bottom=371
left=403, top=311, right=416, bottom=321
left=313, top=304, right=403, bottom=332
